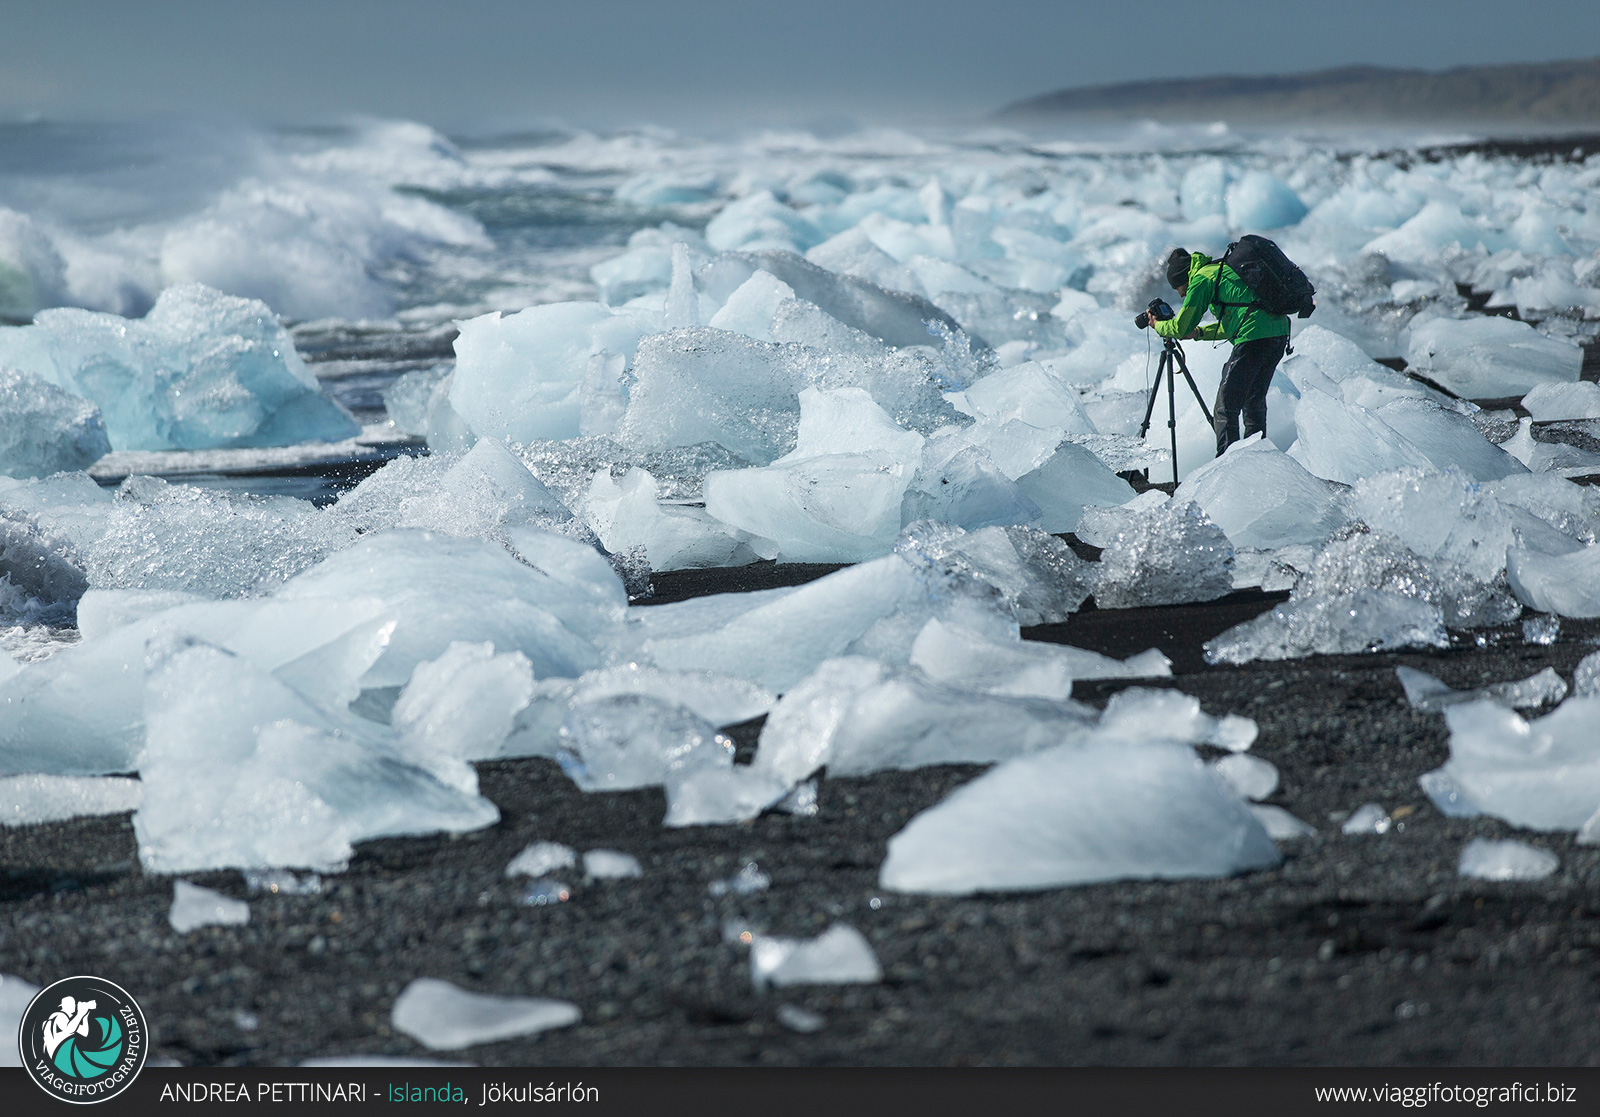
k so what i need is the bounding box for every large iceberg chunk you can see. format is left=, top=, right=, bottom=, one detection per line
left=879, top=740, right=1280, bottom=894
left=893, top=521, right=1094, bottom=626
left=0, top=367, right=110, bottom=478
left=1093, top=501, right=1233, bottom=609
left=1295, top=527, right=1520, bottom=629
left=1505, top=544, right=1600, bottom=617
left=1173, top=435, right=1346, bottom=549
left=0, top=284, right=358, bottom=451
left=1405, top=316, right=1582, bottom=400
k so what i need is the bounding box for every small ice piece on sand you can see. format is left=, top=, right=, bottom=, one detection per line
left=776, top=1004, right=825, bottom=1034
left=242, top=869, right=321, bottom=895
left=1397, top=665, right=1568, bottom=712
left=0, top=774, right=142, bottom=826
left=1418, top=768, right=1483, bottom=818
left=1, top=973, right=42, bottom=1067
left=1575, top=652, right=1600, bottom=698
left=169, top=881, right=250, bottom=933
left=1251, top=804, right=1317, bottom=840
left=1341, top=803, right=1392, bottom=835
left=1458, top=838, right=1558, bottom=881
left=390, top=978, right=581, bottom=1050
left=506, top=841, right=577, bottom=879
left=1439, top=697, right=1600, bottom=829
left=300, top=1055, right=475, bottom=1068
left=1522, top=616, right=1560, bottom=645
left=709, top=862, right=771, bottom=897
left=1205, top=590, right=1448, bottom=665
left=750, top=924, right=882, bottom=989
left=582, top=849, right=642, bottom=879
left=1211, top=754, right=1279, bottom=801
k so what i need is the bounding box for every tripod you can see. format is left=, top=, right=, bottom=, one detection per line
left=1137, top=337, right=1214, bottom=487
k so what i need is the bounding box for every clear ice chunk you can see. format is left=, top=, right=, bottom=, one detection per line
left=581, top=849, right=643, bottom=879
left=749, top=924, right=882, bottom=989
left=587, top=467, right=759, bottom=570
left=1341, top=803, right=1392, bottom=835
left=894, top=522, right=1094, bottom=626
left=1575, top=651, right=1600, bottom=698
left=391, top=642, right=534, bottom=762
left=0, top=774, right=141, bottom=826
left=1211, top=754, right=1279, bottom=801
left=1293, top=527, right=1521, bottom=630
left=1458, top=837, right=1558, bottom=881
left=1522, top=615, right=1560, bottom=645
left=505, top=841, right=577, bottom=879
left=1093, top=501, right=1233, bottom=609
left=1250, top=804, right=1316, bottom=840
left=1506, top=544, right=1600, bottom=618
left=1418, top=767, right=1482, bottom=818
left=708, top=861, right=771, bottom=897
left=390, top=978, right=580, bottom=1050
left=0, top=366, right=110, bottom=479
left=169, top=880, right=250, bottom=933
left=557, top=694, right=734, bottom=792
left=1522, top=381, right=1600, bottom=422
left=1439, top=696, right=1600, bottom=830
left=1204, top=590, right=1448, bottom=665
left=878, top=740, right=1280, bottom=894
left=1347, top=467, right=1518, bottom=584
left=1406, top=315, right=1582, bottom=400
left=1173, top=435, right=1346, bottom=549
left=908, top=618, right=1076, bottom=700
left=1396, top=665, right=1568, bottom=712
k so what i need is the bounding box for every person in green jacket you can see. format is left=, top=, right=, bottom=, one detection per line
left=1151, top=247, right=1291, bottom=456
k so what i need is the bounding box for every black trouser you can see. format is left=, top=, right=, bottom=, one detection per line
left=1213, top=335, right=1288, bottom=456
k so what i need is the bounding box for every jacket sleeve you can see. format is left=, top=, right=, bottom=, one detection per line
left=1153, top=267, right=1216, bottom=340
left=1195, top=321, right=1226, bottom=341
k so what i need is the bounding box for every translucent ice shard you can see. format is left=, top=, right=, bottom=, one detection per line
left=1211, top=754, right=1279, bottom=801
left=1522, top=615, right=1560, bottom=645
left=582, top=849, right=643, bottom=879
left=1347, top=467, right=1518, bottom=584
left=1406, top=316, right=1582, bottom=400
left=1293, top=527, right=1520, bottom=630
left=749, top=924, right=882, bottom=989
left=1506, top=544, right=1600, bottom=617
left=1396, top=665, right=1568, bottom=712
left=391, top=642, right=535, bottom=762
left=586, top=467, right=759, bottom=570
left=0, top=367, right=109, bottom=479
left=1458, top=838, right=1558, bottom=881
left=1173, top=435, right=1346, bottom=549
left=1439, top=696, right=1600, bottom=829
left=1522, top=381, right=1600, bottom=422
left=0, top=775, right=141, bottom=826
left=894, top=522, right=1094, bottom=626
left=879, top=740, right=1280, bottom=894
left=1205, top=590, right=1448, bottom=665
left=1341, top=803, right=1392, bottom=835
left=1251, top=804, right=1316, bottom=840
left=909, top=618, right=1076, bottom=701
left=557, top=694, right=734, bottom=793
left=505, top=841, right=577, bottom=879
left=169, top=880, right=249, bottom=933
left=1575, top=651, right=1600, bottom=698
left=390, top=979, right=580, bottom=1050
left=1093, top=501, right=1233, bottom=609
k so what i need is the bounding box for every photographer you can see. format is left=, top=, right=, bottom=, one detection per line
left=1151, top=247, right=1290, bottom=456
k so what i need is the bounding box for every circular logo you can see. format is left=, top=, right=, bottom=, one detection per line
left=18, top=976, right=147, bottom=1104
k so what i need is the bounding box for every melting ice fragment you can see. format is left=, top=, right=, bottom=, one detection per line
left=390, top=979, right=581, bottom=1050
left=1211, top=754, right=1279, bottom=801
left=557, top=695, right=734, bottom=792
left=1506, top=545, right=1600, bottom=618
left=582, top=849, right=642, bottom=879
left=1093, top=501, right=1233, bottom=609
left=776, top=1004, right=825, bottom=1034
left=908, top=618, right=1075, bottom=700
left=1341, top=803, right=1391, bottom=835
left=1575, top=652, right=1600, bottom=698
left=1418, top=768, right=1482, bottom=818
left=391, top=641, right=534, bottom=762
left=1522, top=381, right=1600, bottom=422
left=709, top=861, right=771, bottom=897
left=1438, top=696, right=1600, bottom=830
left=1405, top=316, right=1582, bottom=400
left=0, top=775, right=141, bottom=826
left=1396, top=665, right=1568, bottom=712
left=1205, top=590, right=1448, bottom=665
left=505, top=841, right=576, bottom=879
left=878, top=740, right=1280, bottom=894
left=1173, top=435, right=1346, bottom=549
left=1458, top=838, right=1558, bottom=881
left=894, top=521, right=1094, bottom=626
left=1251, top=804, right=1316, bottom=840
left=0, top=366, right=110, bottom=478
left=1522, top=616, right=1560, bottom=645
left=169, top=881, right=250, bottom=933
left=749, top=924, right=882, bottom=989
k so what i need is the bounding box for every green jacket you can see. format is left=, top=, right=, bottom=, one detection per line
left=1153, top=250, right=1290, bottom=344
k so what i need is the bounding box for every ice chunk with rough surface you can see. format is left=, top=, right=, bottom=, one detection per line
left=1458, top=838, right=1558, bottom=881
left=588, top=467, right=761, bottom=571
left=391, top=642, right=534, bottom=762
left=750, top=924, right=881, bottom=988
left=706, top=270, right=796, bottom=340
left=1418, top=767, right=1482, bottom=818
left=1347, top=468, right=1517, bottom=584
left=1205, top=590, right=1448, bottom=665
left=1211, top=754, right=1279, bottom=801
left=0, top=775, right=141, bottom=826
left=1174, top=436, right=1345, bottom=549
left=505, top=841, right=576, bottom=879
left=1506, top=544, right=1600, bottom=617
left=909, top=618, right=1075, bottom=700
left=1397, top=665, right=1568, bottom=712
left=1439, top=697, right=1600, bottom=829
left=1295, top=527, right=1521, bottom=630
left=0, top=367, right=109, bottom=478
left=894, top=522, right=1094, bottom=626
left=1094, top=501, right=1233, bottom=609
left=1406, top=316, right=1581, bottom=400
left=169, top=880, right=249, bottom=933
left=1372, top=398, right=1526, bottom=482
left=1575, top=651, right=1600, bottom=698
left=0, top=284, right=357, bottom=451
left=449, top=302, right=658, bottom=444
left=391, top=979, right=580, bottom=1050
left=1522, top=381, right=1600, bottom=421
left=1286, top=389, right=1435, bottom=485
left=1012, top=440, right=1137, bottom=534
left=879, top=740, right=1280, bottom=894
left=135, top=640, right=498, bottom=873
left=557, top=695, right=733, bottom=792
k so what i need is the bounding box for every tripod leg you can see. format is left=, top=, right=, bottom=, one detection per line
left=1167, top=350, right=1180, bottom=486
left=1170, top=345, right=1215, bottom=427
left=1137, top=358, right=1165, bottom=440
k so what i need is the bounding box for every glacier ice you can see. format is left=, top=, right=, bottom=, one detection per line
left=1205, top=590, right=1448, bottom=665
left=1405, top=316, right=1582, bottom=400
left=1211, top=754, right=1279, bottom=801
left=1347, top=467, right=1520, bottom=584
left=505, top=841, right=576, bottom=879
left=1437, top=696, right=1600, bottom=830
left=1522, top=615, right=1560, bottom=645
left=908, top=618, right=1076, bottom=700
left=556, top=694, right=733, bottom=792
left=169, top=880, right=250, bottom=933
left=0, top=367, right=110, bottom=479
left=582, top=849, right=643, bottom=879
left=1458, top=838, right=1558, bottom=882
left=1522, top=381, right=1600, bottom=422
left=1575, top=651, right=1600, bottom=698
left=749, top=924, right=881, bottom=989
left=1506, top=544, right=1600, bottom=617
left=705, top=269, right=796, bottom=340
left=879, top=740, right=1280, bottom=894
left=391, top=641, right=534, bottom=762
left=587, top=468, right=760, bottom=571
left=895, top=522, right=1094, bottom=626
left=0, top=774, right=141, bottom=826
left=391, top=979, right=580, bottom=1050
left=1093, top=501, right=1233, bottom=609
left=0, top=284, right=358, bottom=451
left=1397, top=665, right=1568, bottom=712
left=1294, top=527, right=1521, bottom=630
left=1251, top=804, right=1316, bottom=840
left=1173, top=435, right=1345, bottom=549
left=1341, top=803, right=1392, bottom=835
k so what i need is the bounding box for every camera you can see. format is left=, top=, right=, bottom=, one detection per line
left=1134, top=298, right=1174, bottom=329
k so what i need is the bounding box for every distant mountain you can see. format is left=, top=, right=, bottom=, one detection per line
left=999, top=57, right=1600, bottom=125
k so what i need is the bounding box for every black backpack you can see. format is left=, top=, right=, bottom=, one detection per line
left=1215, top=234, right=1316, bottom=319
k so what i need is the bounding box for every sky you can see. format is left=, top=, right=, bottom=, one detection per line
left=4, top=0, right=1599, bottom=131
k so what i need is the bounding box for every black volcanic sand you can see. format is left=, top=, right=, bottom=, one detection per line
left=6, top=571, right=1600, bottom=1068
